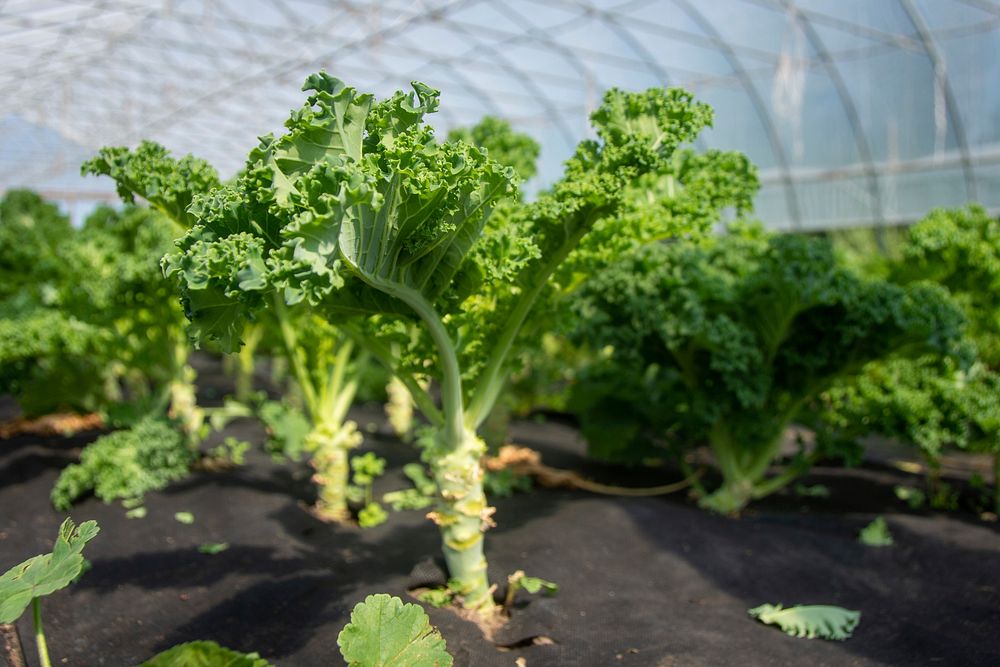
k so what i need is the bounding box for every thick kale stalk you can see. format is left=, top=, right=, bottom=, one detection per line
left=571, top=229, right=966, bottom=514
left=165, top=72, right=711, bottom=614
left=272, top=302, right=367, bottom=522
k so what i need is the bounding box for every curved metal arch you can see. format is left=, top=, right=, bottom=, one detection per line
left=672, top=0, right=803, bottom=228
left=130, top=0, right=478, bottom=137
left=326, top=0, right=506, bottom=124
left=429, top=18, right=578, bottom=145
left=783, top=0, right=886, bottom=229
left=3, top=1, right=169, bottom=96
left=898, top=0, right=978, bottom=200
left=365, top=0, right=599, bottom=128
left=366, top=33, right=505, bottom=120
left=370, top=5, right=601, bottom=147
left=580, top=3, right=716, bottom=153
left=486, top=2, right=602, bottom=112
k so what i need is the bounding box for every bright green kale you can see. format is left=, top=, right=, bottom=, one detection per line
left=894, top=204, right=1000, bottom=365
left=570, top=228, right=965, bottom=514
left=0, top=192, right=118, bottom=417
left=51, top=417, right=195, bottom=511
left=0, top=201, right=192, bottom=419
left=487, top=140, right=759, bottom=444
left=82, top=143, right=221, bottom=439
left=81, top=140, right=220, bottom=231
left=448, top=116, right=540, bottom=184
left=164, top=72, right=716, bottom=615
left=818, top=205, right=1000, bottom=512
left=0, top=190, right=73, bottom=305
left=0, top=309, right=113, bottom=416
left=858, top=516, right=893, bottom=547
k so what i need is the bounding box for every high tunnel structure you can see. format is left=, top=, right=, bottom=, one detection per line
left=1, top=0, right=998, bottom=229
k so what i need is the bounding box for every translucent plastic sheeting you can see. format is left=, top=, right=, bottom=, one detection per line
left=1, top=0, right=997, bottom=230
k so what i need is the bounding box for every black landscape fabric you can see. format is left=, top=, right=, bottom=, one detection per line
left=1, top=401, right=999, bottom=666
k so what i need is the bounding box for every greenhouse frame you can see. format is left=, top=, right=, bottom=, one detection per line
left=1, top=2, right=999, bottom=666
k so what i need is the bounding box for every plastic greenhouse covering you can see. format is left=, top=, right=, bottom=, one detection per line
left=1, top=0, right=998, bottom=229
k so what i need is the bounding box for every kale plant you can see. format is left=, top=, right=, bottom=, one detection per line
left=818, top=205, right=1000, bottom=512
left=571, top=227, right=965, bottom=513
left=164, top=72, right=716, bottom=615
left=51, top=417, right=194, bottom=510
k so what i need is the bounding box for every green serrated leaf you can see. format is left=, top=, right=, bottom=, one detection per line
left=793, top=484, right=831, bottom=499
left=415, top=588, right=453, bottom=609
left=382, top=488, right=435, bottom=512
left=126, top=507, right=148, bottom=519
left=0, top=518, right=100, bottom=623
left=198, top=543, right=229, bottom=555
left=519, top=576, right=558, bottom=595
left=894, top=485, right=926, bottom=510
left=858, top=517, right=894, bottom=547
left=358, top=503, right=388, bottom=529
left=174, top=512, right=195, bottom=525
left=338, top=594, right=453, bottom=667
left=748, top=603, right=860, bottom=640
left=138, top=640, right=273, bottom=667
left=402, top=463, right=437, bottom=496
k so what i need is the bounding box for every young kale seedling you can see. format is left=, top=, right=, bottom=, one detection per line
left=503, top=570, right=558, bottom=614
left=348, top=452, right=388, bottom=527
left=0, top=519, right=99, bottom=667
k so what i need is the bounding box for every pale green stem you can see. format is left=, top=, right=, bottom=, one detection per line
left=309, top=419, right=362, bottom=522
left=273, top=296, right=319, bottom=412
left=274, top=296, right=366, bottom=522
left=319, top=340, right=355, bottom=421
left=751, top=451, right=820, bottom=500
left=166, top=337, right=203, bottom=447
left=466, top=220, right=596, bottom=428
left=702, top=421, right=787, bottom=514
left=339, top=322, right=443, bottom=428
left=32, top=599, right=50, bottom=667
left=379, top=281, right=495, bottom=613
left=235, top=323, right=263, bottom=402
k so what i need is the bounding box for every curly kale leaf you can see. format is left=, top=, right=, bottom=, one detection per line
left=0, top=308, right=113, bottom=416
left=165, top=73, right=514, bottom=353
left=448, top=116, right=540, bottom=183
left=816, top=206, right=1000, bottom=469
left=81, top=140, right=220, bottom=229
left=0, top=189, right=73, bottom=303
left=894, top=204, right=1000, bottom=364
left=51, top=417, right=196, bottom=510
left=570, top=229, right=965, bottom=511
left=1, top=197, right=192, bottom=417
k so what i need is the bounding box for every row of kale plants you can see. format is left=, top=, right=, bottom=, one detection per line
left=2, top=73, right=998, bottom=630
